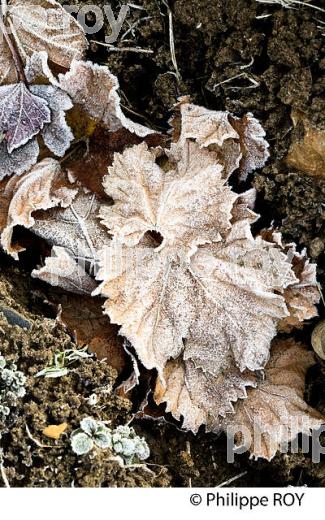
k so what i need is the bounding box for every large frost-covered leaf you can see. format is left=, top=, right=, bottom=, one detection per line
left=95, top=104, right=298, bottom=419
left=100, top=141, right=238, bottom=251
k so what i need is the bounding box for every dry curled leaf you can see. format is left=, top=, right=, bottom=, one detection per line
left=31, top=191, right=110, bottom=269
left=95, top=103, right=299, bottom=424
left=32, top=246, right=97, bottom=295
left=286, top=110, right=325, bottom=178
left=0, top=35, right=17, bottom=85
left=230, top=112, right=270, bottom=181
left=51, top=292, right=127, bottom=374
left=0, top=158, right=77, bottom=258
left=59, top=60, right=154, bottom=138
left=0, top=0, right=87, bottom=85
left=261, top=230, right=319, bottom=332
left=221, top=339, right=324, bottom=461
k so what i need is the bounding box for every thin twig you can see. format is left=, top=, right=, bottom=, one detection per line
left=0, top=14, right=26, bottom=82
left=217, top=471, right=247, bottom=487
left=256, top=0, right=325, bottom=14
left=121, top=15, right=152, bottom=41
left=212, top=72, right=260, bottom=91
left=127, top=3, right=146, bottom=10
left=25, top=424, right=61, bottom=449
left=91, top=40, right=153, bottom=54
left=162, top=0, right=181, bottom=85
left=0, top=456, right=10, bottom=488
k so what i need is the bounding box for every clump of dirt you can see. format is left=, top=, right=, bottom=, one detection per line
left=0, top=259, right=171, bottom=487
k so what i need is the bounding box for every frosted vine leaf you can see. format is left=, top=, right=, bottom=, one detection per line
left=100, top=141, right=238, bottom=252
left=0, top=82, right=51, bottom=153
left=0, top=0, right=87, bottom=86
left=220, top=339, right=324, bottom=461
left=59, top=60, right=154, bottom=137
left=96, top=119, right=298, bottom=419
left=154, top=356, right=256, bottom=432
left=31, top=191, right=110, bottom=268
left=0, top=53, right=74, bottom=180
left=175, top=101, right=269, bottom=180
left=32, top=246, right=98, bottom=295
left=260, top=230, right=319, bottom=331
left=0, top=158, right=77, bottom=258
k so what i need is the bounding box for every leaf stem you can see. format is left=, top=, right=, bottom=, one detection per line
left=0, top=11, right=26, bottom=83
left=1, top=0, right=7, bottom=17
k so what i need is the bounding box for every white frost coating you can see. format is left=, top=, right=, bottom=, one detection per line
left=221, top=339, right=324, bottom=460
left=32, top=246, right=98, bottom=295
left=0, top=138, right=39, bottom=180
left=0, top=52, right=75, bottom=180
left=1, top=158, right=78, bottom=258
left=30, top=85, right=74, bottom=157
left=5, top=0, right=88, bottom=71
left=0, top=82, right=51, bottom=153
left=59, top=60, right=154, bottom=137
left=32, top=192, right=110, bottom=266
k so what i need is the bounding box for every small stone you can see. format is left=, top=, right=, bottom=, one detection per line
left=43, top=423, right=68, bottom=440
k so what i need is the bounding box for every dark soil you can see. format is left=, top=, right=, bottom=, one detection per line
left=92, top=0, right=325, bottom=266
left=1, top=0, right=325, bottom=486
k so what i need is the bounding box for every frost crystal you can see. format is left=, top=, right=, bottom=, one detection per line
left=0, top=353, right=27, bottom=427
left=71, top=418, right=112, bottom=455
left=110, top=426, right=150, bottom=463
left=70, top=419, right=150, bottom=463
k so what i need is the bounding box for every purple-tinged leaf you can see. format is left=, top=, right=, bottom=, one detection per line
left=0, top=82, right=51, bottom=153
